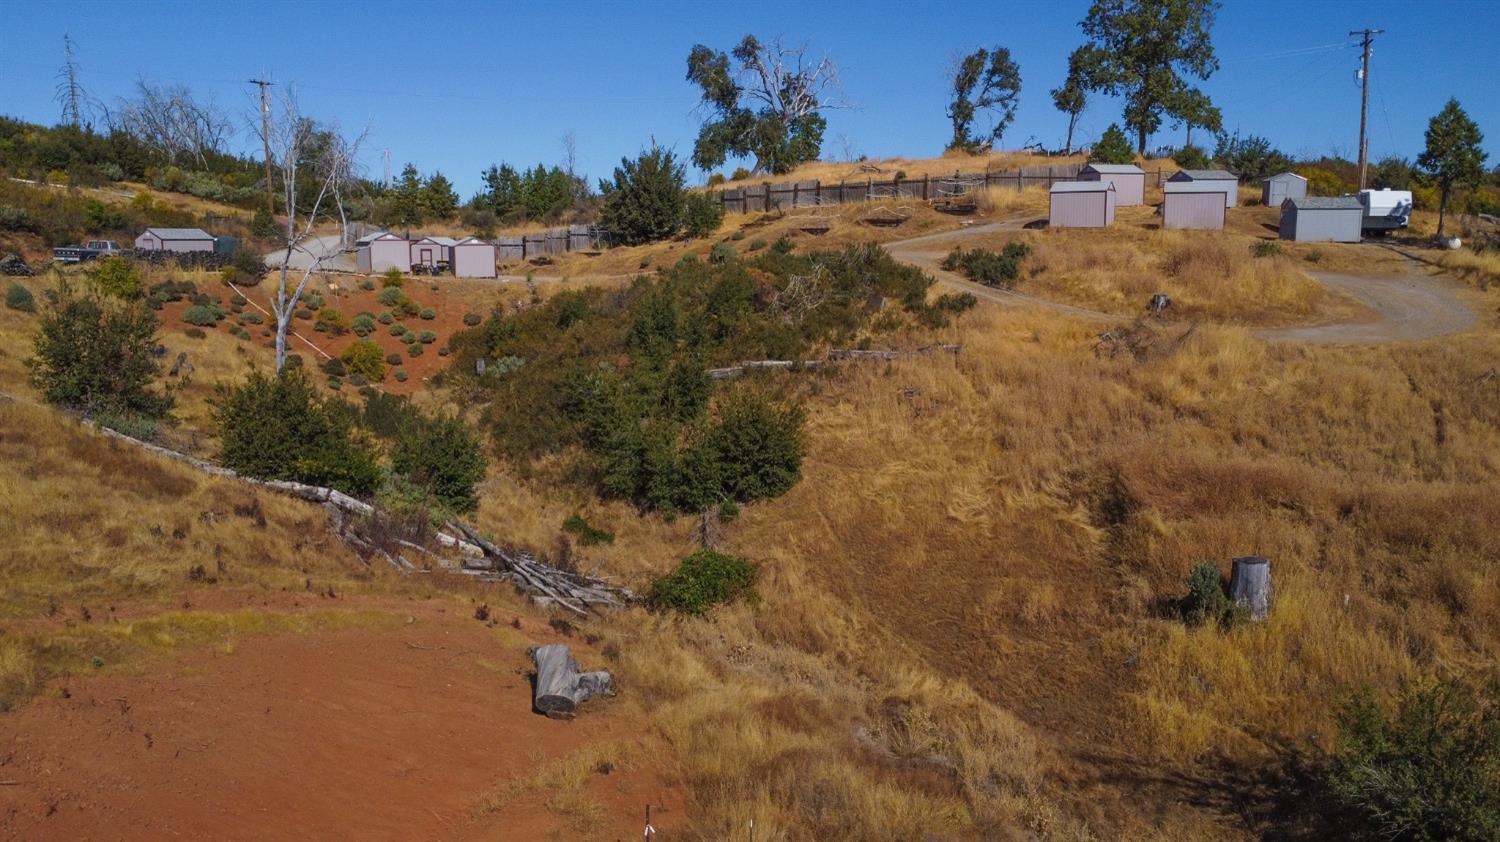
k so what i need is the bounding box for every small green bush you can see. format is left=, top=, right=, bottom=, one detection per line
left=400, top=333, right=417, bottom=345
left=340, top=340, right=387, bottom=382
left=417, top=330, right=437, bottom=344
left=360, top=279, right=375, bottom=291
left=381, top=267, right=403, bottom=288
left=462, top=312, right=482, bottom=327
left=747, top=238, right=767, bottom=251
left=1252, top=241, right=1284, bottom=258
left=407, top=343, right=424, bottom=358
left=683, top=191, right=726, bottom=238
left=230, top=294, right=247, bottom=306
left=238, top=312, right=264, bottom=325
left=562, top=514, right=615, bottom=546
left=1181, top=562, right=1239, bottom=627
left=6, top=283, right=36, bottom=313
left=419, top=307, right=436, bottom=320
left=351, top=313, right=375, bottom=336
left=709, top=242, right=735, bottom=264
left=181, top=304, right=221, bottom=326
left=391, top=409, right=487, bottom=511
left=935, top=292, right=978, bottom=313
left=377, top=311, right=395, bottom=325
left=376, top=286, right=404, bottom=307
left=29, top=281, right=172, bottom=418
left=731, top=167, right=750, bottom=181
left=386, top=352, right=402, bottom=365
left=729, top=230, right=746, bottom=241
left=941, top=243, right=1030, bottom=289
left=293, top=308, right=312, bottom=320
left=321, top=357, right=346, bottom=377
left=87, top=256, right=142, bottom=299
left=389, top=322, right=408, bottom=336
left=648, top=550, right=757, bottom=615
left=394, top=369, right=408, bottom=382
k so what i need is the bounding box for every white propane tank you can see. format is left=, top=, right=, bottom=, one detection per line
left=1442, top=237, right=1462, bottom=250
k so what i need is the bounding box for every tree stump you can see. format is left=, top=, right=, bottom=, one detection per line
left=1228, top=556, right=1272, bottom=621
left=530, top=644, right=612, bottom=719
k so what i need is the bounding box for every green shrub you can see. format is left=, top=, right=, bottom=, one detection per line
left=1326, top=678, right=1500, bottom=841
left=377, top=311, right=395, bottom=325
left=350, top=313, right=375, bottom=337
left=238, top=311, right=264, bottom=325
left=729, top=230, right=746, bottom=241
left=293, top=308, right=312, bottom=320
left=935, top=292, right=978, bottom=313
left=389, top=322, right=408, bottom=336
left=376, top=286, right=404, bottom=307
left=6, top=283, right=35, bottom=313
left=395, top=295, right=420, bottom=318
left=386, top=352, right=402, bottom=365
left=340, top=340, right=387, bottom=382
left=941, top=243, right=1030, bottom=288
left=1252, top=241, right=1284, bottom=258
left=97, top=412, right=159, bottom=441
left=648, top=550, right=757, bottom=615
left=730, top=167, right=750, bottom=181
left=1181, top=562, right=1238, bottom=627
left=709, top=242, right=735, bottom=264
left=391, top=410, right=487, bottom=512
left=316, top=308, right=348, bottom=335
left=417, top=330, right=437, bottom=344
left=705, top=391, right=806, bottom=504
left=407, top=343, right=423, bottom=358
left=462, top=312, right=482, bottom=327
left=360, top=279, right=375, bottom=291
left=600, top=144, right=687, bottom=246
left=230, top=294, right=247, bottom=306
left=419, top=307, right=436, bottom=320
left=212, top=367, right=380, bottom=496
left=399, top=333, right=416, bottom=345
left=562, top=514, right=615, bottom=546
left=1297, top=166, right=1348, bottom=198
left=348, top=372, right=369, bottom=387
left=382, top=267, right=403, bottom=288
left=28, top=280, right=172, bottom=418
left=394, top=369, right=408, bottom=382
left=747, top=238, right=767, bottom=251
left=683, top=191, right=726, bottom=238
left=1089, top=124, right=1135, bottom=165
left=322, top=357, right=346, bottom=377
left=1172, top=144, right=1212, bottom=170
left=87, top=256, right=142, bottom=299
left=181, top=304, right=221, bottom=326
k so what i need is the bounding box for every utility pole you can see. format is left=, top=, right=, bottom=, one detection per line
left=1349, top=28, right=1384, bottom=190
left=249, top=78, right=275, bottom=217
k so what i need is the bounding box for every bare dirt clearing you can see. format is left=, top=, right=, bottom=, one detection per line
left=0, top=598, right=681, bottom=842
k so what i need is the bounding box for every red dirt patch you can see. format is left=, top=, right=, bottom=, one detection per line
left=0, top=600, right=682, bottom=841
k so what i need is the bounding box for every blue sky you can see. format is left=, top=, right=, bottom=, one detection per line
left=2, top=0, right=1496, bottom=196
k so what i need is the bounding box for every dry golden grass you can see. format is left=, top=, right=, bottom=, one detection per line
left=1438, top=246, right=1500, bottom=290
left=713, top=150, right=1104, bottom=188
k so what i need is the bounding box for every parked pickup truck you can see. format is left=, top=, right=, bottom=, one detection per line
left=52, top=240, right=124, bottom=263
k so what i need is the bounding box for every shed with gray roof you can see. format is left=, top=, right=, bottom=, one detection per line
left=134, top=227, right=215, bottom=253
left=1162, top=181, right=1229, bottom=230
left=1048, top=181, right=1116, bottom=228
left=451, top=237, right=497, bottom=278
left=1078, top=163, right=1146, bottom=206
left=1278, top=196, right=1363, bottom=243
left=1168, top=169, right=1239, bottom=208
left=1261, top=172, right=1307, bottom=207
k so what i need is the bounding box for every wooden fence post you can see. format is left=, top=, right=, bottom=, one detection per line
left=866, top=176, right=872, bottom=201
left=922, top=174, right=929, bottom=200
left=792, top=181, right=800, bottom=208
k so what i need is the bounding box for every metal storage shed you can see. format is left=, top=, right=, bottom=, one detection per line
left=1168, top=169, right=1239, bottom=208
left=410, top=236, right=457, bottom=269
left=1278, top=196, right=1363, bottom=242
left=134, top=227, right=215, bottom=253
left=1078, top=163, right=1146, bottom=206
left=1048, top=181, right=1116, bottom=228
left=451, top=237, right=497, bottom=278
left=1261, top=172, right=1307, bottom=207
left=356, top=233, right=410, bottom=273
left=1161, top=181, right=1229, bottom=230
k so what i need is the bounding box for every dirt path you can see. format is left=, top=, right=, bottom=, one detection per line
left=883, top=221, right=1482, bottom=344
left=0, top=599, right=681, bottom=841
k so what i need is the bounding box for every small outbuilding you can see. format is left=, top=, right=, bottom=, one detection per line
left=1048, top=181, right=1116, bottom=228
left=451, top=237, right=497, bottom=278
left=1077, top=163, right=1146, bottom=206
left=1278, top=196, right=1363, bottom=243
left=1161, top=181, right=1229, bottom=230
left=135, top=227, right=215, bottom=253
left=1168, top=169, right=1239, bottom=208
left=410, top=236, right=457, bottom=269
left=1261, top=172, right=1307, bottom=207
left=356, top=232, right=411, bottom=274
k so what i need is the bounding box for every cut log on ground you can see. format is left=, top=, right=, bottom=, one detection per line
left=1229, top=556, right=1273, bottom=621
left=530, top=643, right=612, bottom=719
left=708, top=344, right=962, bottom=380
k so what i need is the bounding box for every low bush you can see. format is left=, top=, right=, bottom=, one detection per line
left=181, top=304, right=221, bottom=326
left=392, top=409, right=487, bottom=512
left=212, top=367, right=381, bottom=496
left=340, top=340, right=387, bottom=382
left=28, top=280, right=172, bottom=418
left=941, top=243, right=1030, bottom=288
left=87, top=256, right=142, bottom=299
left=648, top=549, right=757, bottom=615
left=934, top=291, right=978, bottom=313
left=360, top=279, right=375, bottom=291
left=562, top=514, right=614, bottom=546
left=321, top=357, right=347, bottom=377
left=683, top=191, right=726, bottom=238
left=238, top=312, right=264, bottom=325
left=385, top=352, right=402, bottom=365
left=351, top=313, right=375, bottom=336
left=462, top=312, right=482, bottom=327
left=407, top=343, right=423, bottom=358
left=748, top=238, right=767, bottom=251
left=394, top=369, right=408, bottom=382
left=316, top=308, right=349, bottom=335
left=6, top=283, right=35, bottom=313
left=1326, top=678, right=1500, bottom=841
left=419, top=307, right=436, bottom=320
left=417, top=330, right=437, bottom=344
left=709, top=242, right=735, bottom=264
left=389, top=322, right=408, bottom=336
left=376, top=286, right=405, bottom=307
left=377, top=311, right=395, bottom=325
left=1180, top=562, right=1242, bottom=627
left=382, top=267, right=403, bottom=288
left=1252, top=241, right=1284, bottom=258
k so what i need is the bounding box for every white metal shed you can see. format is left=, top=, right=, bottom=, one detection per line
left=1279, top=196, right=1363, bottom=242
left=1162, top=181, right=1229, bottom=230
left=356, top=233, right=411, bottom=273
left=1078, top=163, right=1146, bottom=206
left=1261, top=172, right=1307, bottom=207
left=1168, top=169, right=1239, bottom=208
left=451, top=237, right=497, bottom=278
left=1048, top=181, right=1116, bottom=228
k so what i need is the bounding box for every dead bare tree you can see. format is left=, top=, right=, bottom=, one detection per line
left=54, top=35, right=87, bottom=128
left=260, top=87, right=367, bottom=371
left=113, top=79, right=231, bottom=168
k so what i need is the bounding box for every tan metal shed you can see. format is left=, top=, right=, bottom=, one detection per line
left=451, top=237, right=497, bottom=278
left=1168, top=169, right=1239, bottom=208
left=1078, top=163, right=1146, bottom=206
left=355, top=233, right=410, bottom=273
left=1049, top=181, right=1116, bottom=228
left=1162, top=181, right=1228, bottom=230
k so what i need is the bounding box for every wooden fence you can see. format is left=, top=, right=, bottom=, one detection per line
left=495, top=224, right=608, bottom=260
left=717, top=164, right=1173, bottom=213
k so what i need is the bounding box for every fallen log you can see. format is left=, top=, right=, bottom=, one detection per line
left=530, top=644, right=612, bottom=719
left=708, top=344, right=962, bottom=380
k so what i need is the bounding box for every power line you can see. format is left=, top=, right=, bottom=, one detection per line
left=249, top=77, right=275, bottom=217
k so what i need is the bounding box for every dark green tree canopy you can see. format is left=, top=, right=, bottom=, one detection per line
left=1050, top=49, right=1089, bottom=154
left=390, top=163, right=425, bottom=228
left=686, top=36, right=839, bottom=175
left=1166, top=86, right=1222, bottom=146
left=422, top=171, right=458, bottom=220
left=1417, top=98, right=1488, bottom=236
left=1090, top=124, right=1136, bottom=165
left=1072, top=0, right=1221, bottom=154
left=599, top=145, right=687, bottom=246
left=947, top=47, right=1022, bottom=152
left=476, top=162, right=576, bottom=222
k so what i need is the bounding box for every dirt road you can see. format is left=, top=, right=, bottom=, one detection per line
left=883, top=221, right=1481, bottom=344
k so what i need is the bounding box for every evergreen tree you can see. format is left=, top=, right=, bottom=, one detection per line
left=1417, top=98, right=1488, bottom=237
left=391, top=163, right=425, bottom=230
left=422, top=171, right=458, bottom=220
left=1090, top=125, right=1135, bottom=165
left=599, top=145, right=686, bottom=246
